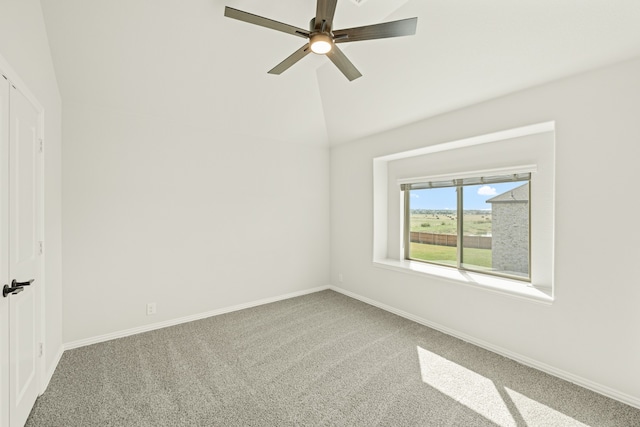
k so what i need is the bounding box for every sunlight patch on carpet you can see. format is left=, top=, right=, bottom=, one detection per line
left=416, top=346, right=590, bottom=427
left=417, top=345, right=515, bottom=425
left=505, top=387, right=590, bottom=427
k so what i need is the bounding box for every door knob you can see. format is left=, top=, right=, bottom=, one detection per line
left=2, top=279, right=34, bottom=298
left=3, top=284, right=24, bottom=297
left=12, top=279, right=34, bottom=288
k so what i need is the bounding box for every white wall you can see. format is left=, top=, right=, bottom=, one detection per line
left=0, top=0, right=63, bottom=382
left=331, top=57, right=640, bottom=404
left=62, top=104, right=330, bottom=343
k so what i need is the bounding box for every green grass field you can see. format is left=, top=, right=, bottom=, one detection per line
left=409, top=242, right=492, bottom=268
left=409, top=211, right=493, bottom=269
left=410, top=212, right=492, bottom=236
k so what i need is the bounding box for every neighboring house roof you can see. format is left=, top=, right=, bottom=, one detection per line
left=487, top=182, right=529, bottom=203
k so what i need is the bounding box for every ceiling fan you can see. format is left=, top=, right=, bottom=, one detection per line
left=224, top=0, right=418, bottom=81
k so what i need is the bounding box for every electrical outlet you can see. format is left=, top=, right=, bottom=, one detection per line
left=338, top=273, right=344, bottom=283
left=146, top=302, right=157, bottom=315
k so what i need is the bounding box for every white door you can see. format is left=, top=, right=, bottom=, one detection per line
left=1, top=74, right=11, bottom=427
left=1, top=79, right=41, bottom=427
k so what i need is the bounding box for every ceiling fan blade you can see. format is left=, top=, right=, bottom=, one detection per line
left=268, top=44, right=312, bottom=75
left=326, top=45, right=362, bottom=81
left=333, top=17, right=417, bottom=43
left=224, top=7, right=310, bottom=39
left=315, top=0, right=338, bottom=31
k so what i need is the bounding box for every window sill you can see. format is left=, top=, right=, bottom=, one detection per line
left=373, top=258, right=553, bottom=304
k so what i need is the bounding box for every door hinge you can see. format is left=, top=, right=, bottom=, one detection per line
left=39, top=138, right=44, bottom=153
left=39, top=241, right=44, bottom=255
left=39, top=343, right=44, bottom=358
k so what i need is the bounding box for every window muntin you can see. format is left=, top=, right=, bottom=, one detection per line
left=403, top=174, right=530, bottom=281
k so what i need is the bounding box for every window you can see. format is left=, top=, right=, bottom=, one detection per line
left=402, top=172, right=531, bottom=281
left=373, top=123, right=554, bottom=301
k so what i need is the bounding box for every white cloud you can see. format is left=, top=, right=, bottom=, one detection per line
left=477, top=185, right=497, bottom=196
left=411, top=194, right=420, bottom=198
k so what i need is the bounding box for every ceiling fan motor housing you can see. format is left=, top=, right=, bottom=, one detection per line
left=310, top=17, right=331, bottom=33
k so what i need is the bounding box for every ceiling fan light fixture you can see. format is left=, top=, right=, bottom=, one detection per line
left=310, top=33, right=333, bottom=54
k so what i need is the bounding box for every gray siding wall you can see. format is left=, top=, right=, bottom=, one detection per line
left=491, top=202, right=529, bottom=274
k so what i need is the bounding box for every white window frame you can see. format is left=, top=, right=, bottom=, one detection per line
left=400, top=168, right=533, bottom=282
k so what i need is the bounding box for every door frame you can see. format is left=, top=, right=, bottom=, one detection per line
left=0, top=54, right=47, bottom=400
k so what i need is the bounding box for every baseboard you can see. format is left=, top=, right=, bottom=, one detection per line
left=64, top=286, right=330, bottom=351
left=41, top=345, right=64, bottom=394
left=328, top=285, right=640, bottom=410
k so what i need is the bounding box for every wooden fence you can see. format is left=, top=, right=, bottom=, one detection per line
left=410, top=232, right=492, bottom=250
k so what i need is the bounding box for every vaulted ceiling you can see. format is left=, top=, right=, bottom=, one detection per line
left=41, top=0, right=640, bottom=146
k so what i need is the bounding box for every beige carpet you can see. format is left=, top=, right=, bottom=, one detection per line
left=27, top=290, right=640, bottom=426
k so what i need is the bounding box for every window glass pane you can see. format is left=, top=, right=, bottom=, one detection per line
left=408, top=187, right=458, bottom=267
left=461, top=181, right=529, bottom=279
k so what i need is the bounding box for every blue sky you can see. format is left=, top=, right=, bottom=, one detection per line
left=410, top=182, right=525, bottom=211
